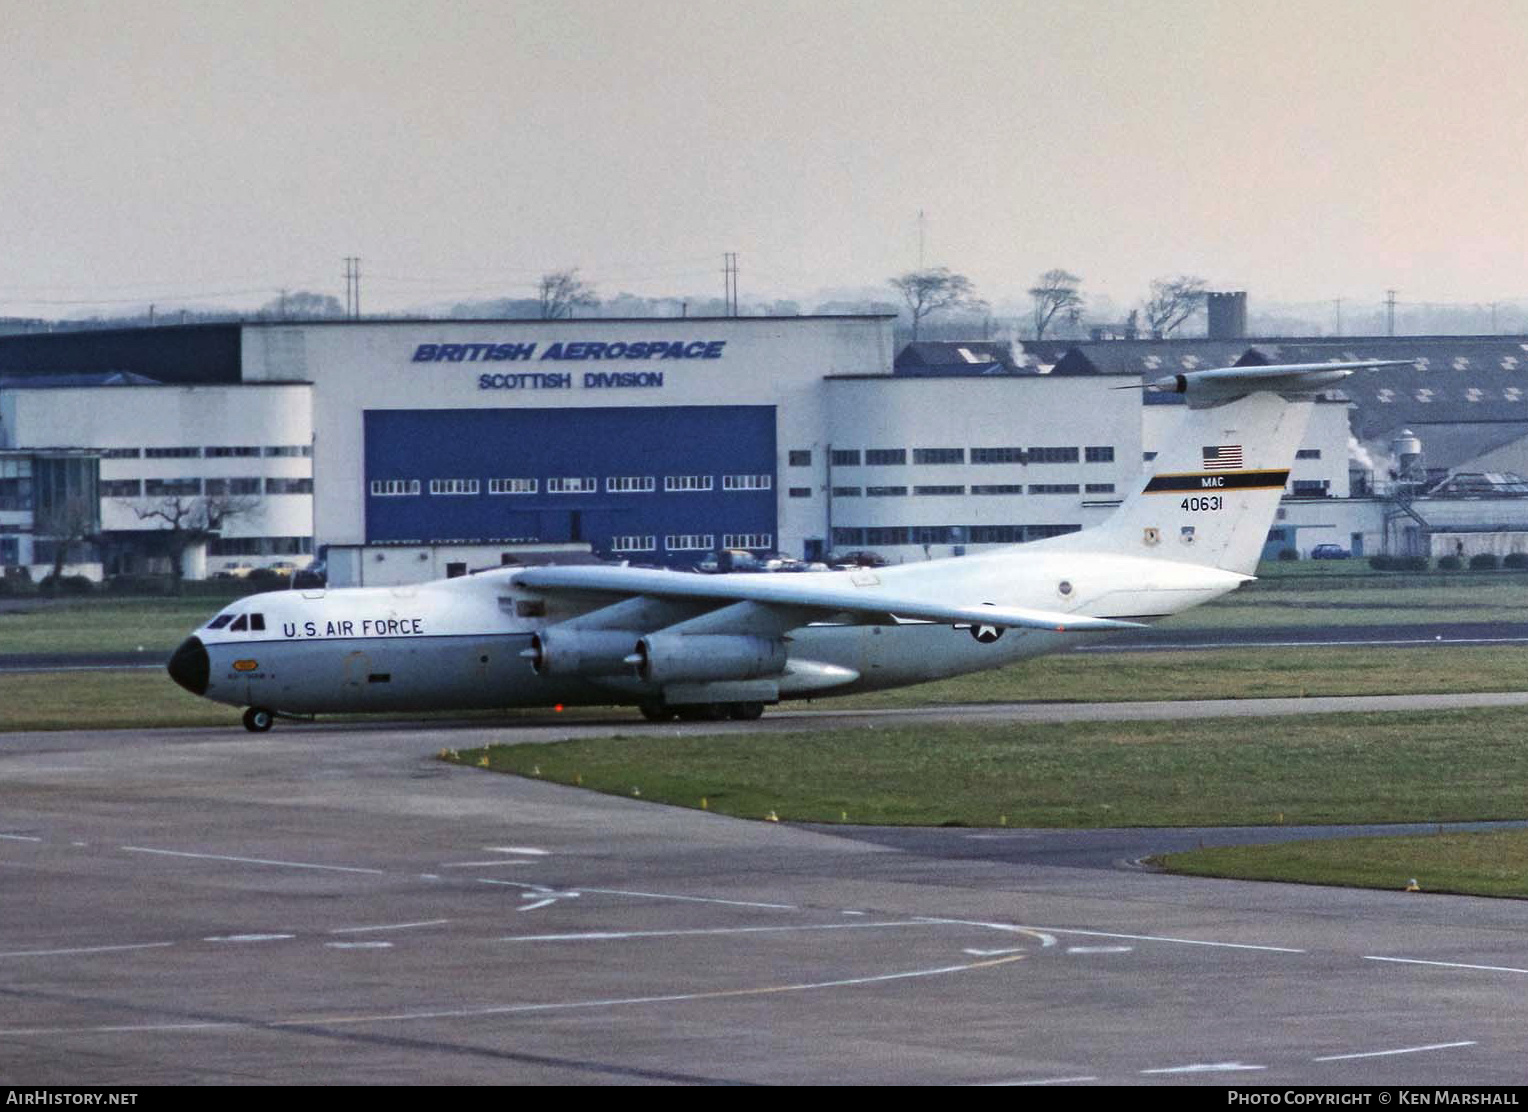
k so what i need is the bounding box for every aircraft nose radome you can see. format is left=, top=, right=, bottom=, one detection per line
left=167, top=636, right=209, bottom=696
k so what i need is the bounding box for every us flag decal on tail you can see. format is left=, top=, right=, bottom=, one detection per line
left=1202, top=444, right=1243, bottom=470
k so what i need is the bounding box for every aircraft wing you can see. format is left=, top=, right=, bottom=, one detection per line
left=510, top=565, right=1142, bottom=633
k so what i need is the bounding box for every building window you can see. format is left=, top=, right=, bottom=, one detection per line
left=789, top=487, right=812, bottom=498
left=664, top=534, right=715, bottom=551
left=100, top=479, right=142, bottom=497
left=145, top=478, right=202, bottom=496
left=865, top=448, right=907, bottom=466
left=610, top=535, right=656, bottom=552
left=1029, top=484, right=1081, bottom=495
left=267, top=477, right=315, bottom=495
left=489, top=478, right=538, bottom=494
left=1028, top=524, right=1082, bottom=540
left=144, top=447, right=201, bottom=459
left=370, top=479, right=420, bottom=496
left=1084, top=446, right=1115, bottom=463
left=1143, top=452, right=1158, bottom=461
left=264, top=445, right=313, bottom=458
left=864, top=527, right=909, bottom=545
left=723, top=474, right=772, bottom=491
left=206, top=478, right=262, bottom=496
left=1028, top=446, right=1079, bottom=464
left=1291, top=480, right=1330, bottom=497
left=664, top=475, right=714, bottom=492
left=971, top=447, right=1026, bottom=464
left=429, top=478, right=480, bottom=495
left=789, top=450, right=812, bottom=467
left=607, top=476, right=656, bottom=493
left=969, top=525, right=1026, bottom=544
left=913, top=448, right=964, bottom=465
left=911, top=525, right=963, bottom=545
left=830, top=449, right=861, bottom=467
left=101, top=448, right=141, bottom=459
left=205, top=446, right=262, bottom=458
left=914, top=485, right=965, bottom=496
left=865, top=486, right=907, bottom=497
left=722, top=533, right=772, bottom=550
left=1084, top=483, right=1116, bottom=494
left=547, top=477, right=597, bottom=493
left=1296, top=449, right=1322, bottom=459
left=831, top=486, right=862, bottom=497
left=832, top=527, right=865, bottom=547
left=971, top=484, right=1024, bottom=495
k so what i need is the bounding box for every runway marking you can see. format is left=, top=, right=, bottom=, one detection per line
left=325, top=941, right=394, bottom=950
left=1027, top=926, right=1302, bottom=954
left=204, top=934, right=295, bottom=943
left=0, top=942, right=175, bottom=960
left=1313, top=1040, right=1476, bottom=1062
left=329, top=919, right=451, bottom=935
left=1142, top=1062, right=1265, bottom=1074
left=501, top=921, right=925, bottom=943
left=987, top=1076, right=1099, bottom=1086
left=121, top=846, right=385, bottom=875
left=1082, top=636, right=1528, bottom=653
left=485, top=846, right=549, bottom=856
left=440, top=860, right=536, bottom=868
left=0, top=834, right=43, bottom=842
left=1366, top=955, right=1528, bottom=975
left=1067, top=946, right=1133, bottom=954
left=477, top=878, right=799, bottom=911
left=963, top=947, right=1027, bottom=957
left=0, top=954, right=1025, bottom=1038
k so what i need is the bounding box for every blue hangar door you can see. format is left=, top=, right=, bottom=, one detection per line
left=363, top=406, right=777, bottom=566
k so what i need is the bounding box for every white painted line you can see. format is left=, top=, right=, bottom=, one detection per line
left=325, top=941, right=394, bottom=950
left=0, top=953, right=1026, bottom=1038
left=1024, top=924, right=1303, bottom=954
left=1314, top=1040, right=1476, bottom=1062
left=203, top=934, right=296, bottom=943
left=1068, top=946, right=1133, bottom=954
left=329, top=919, right=451, bottom=935
left=476, top=878, right=799, bottom=910
left=1367, top=955, right=1528, bottom=975
left=0, top=834, right=43, bottom=842
left=964, top=947, right=1028, bottom=957
left=485, top=846, right=549, bottom=856
left=440, top=860, right=535, bottom=868
left=842, top=910, right=868, bottom=916
left=519, top=899, right=557, bottom=912
left=0, top=942, right=175, bottom=960
left=1142, top=1062, right=1265, bottom=1074
left=122, top=846, right=384, bottom=875
left=502, top=922, right=926, bottom=943
left=987, top=1076, right=1099, bottom=1086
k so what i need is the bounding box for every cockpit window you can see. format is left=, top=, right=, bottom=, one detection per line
left=207, top=614, right=234, bottom=630
left=249, top=613, right=265, bottom=631
left=229, top=614, right=249, bottom=632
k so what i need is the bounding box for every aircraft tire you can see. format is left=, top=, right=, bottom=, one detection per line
left=638, top=702, right=676, bottom=723
left=242, top=707, right=275, bottom=733
left=675, top=704, right=728, bottom=722
left=728, top=702, right=765, bottom=720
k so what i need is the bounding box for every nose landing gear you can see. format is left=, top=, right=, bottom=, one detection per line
left=242, top=707, right=275, bottom=733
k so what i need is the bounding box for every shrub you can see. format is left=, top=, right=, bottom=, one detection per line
left=1437, top=555, right=1463, bottom=571
left=0, top=569, right=38, bottom=597
left=40, top=573, right=95, bottom=595
left=1469, top=553, right=1500, bottom=571
left=1368, top=555, right=1393, bottom=571
left=1504, top=552, right=1528, bottom=570
left=1277, top=548, right=1299, bottom=561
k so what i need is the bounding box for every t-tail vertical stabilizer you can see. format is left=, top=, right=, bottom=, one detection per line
left=1035, top=360, right=1409, bottom=577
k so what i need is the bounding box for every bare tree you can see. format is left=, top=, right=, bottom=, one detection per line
left=129, top=493, right=261, bottom=581
left=1028, top=269, right=1083, bottom=340
left=35, top=492, right=99, bottom=587
left=1143, top=275, right=1208, bottom=338
left=887, top=268, right=985, bottom=341
left=538, top=269, right=599, bottom=319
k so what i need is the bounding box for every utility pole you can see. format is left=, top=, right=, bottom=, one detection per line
left=344, top=257, right=362, bottom=319
left=917, top=209, right=926, bottom=269
left=1385, top=289, right=1397, bottom=337
left=722, top=253, right=739, bottom=316
left=1333, top=298, right=1342, bottom=337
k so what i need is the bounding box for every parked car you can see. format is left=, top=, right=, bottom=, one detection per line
left=1310, top=543, right=1351, bottom=560
left=292, top=560, right=327, bottom=589
left=214, top=561, right=257, bottom=579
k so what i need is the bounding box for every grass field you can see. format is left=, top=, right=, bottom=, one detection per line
left=1157, top=830, right=1528, bottom=899
left=446, top=706, right=1528, bottom=828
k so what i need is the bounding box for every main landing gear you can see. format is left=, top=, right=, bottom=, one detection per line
left=638, top=701, right=767, bottom=722
left=242, top=707, right=275, bottom=733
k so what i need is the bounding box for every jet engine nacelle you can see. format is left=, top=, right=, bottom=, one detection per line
left=632, top=633, right=787, bottom=686
left=524, top=629, right=641, bottom=677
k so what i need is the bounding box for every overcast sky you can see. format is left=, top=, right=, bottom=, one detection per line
left=2, top=0, right=1525, bottom=316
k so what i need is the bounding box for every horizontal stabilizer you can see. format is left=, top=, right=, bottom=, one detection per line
left=1148, top=359, right=1414, bottom=406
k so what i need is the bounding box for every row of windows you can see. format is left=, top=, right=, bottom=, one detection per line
left=830, top=483, right=1115, bottom=498
left=610, top=533, right=773, bottom=552
left=368, top=475, right=773, bottom=497
left=102, top=477, right=312, bottom=497
left=827, top=446, right=1115, bottom=466
left=207, top=536, right=314, bottom=555
left=831, top=524, right=1081, bottom=547
left=103, top=445, right=312, bottom=459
